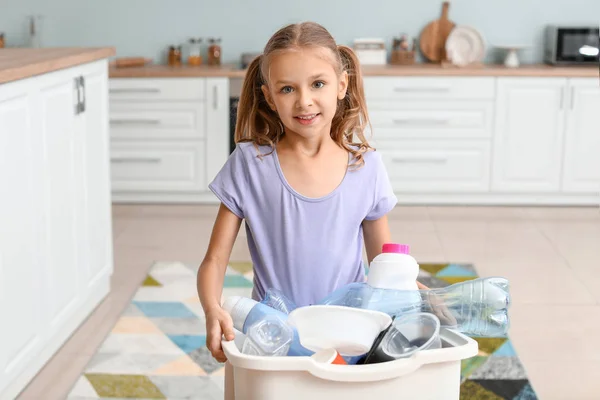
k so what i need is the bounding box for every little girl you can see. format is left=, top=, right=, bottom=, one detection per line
left=197, top=21, right=421, bottom=363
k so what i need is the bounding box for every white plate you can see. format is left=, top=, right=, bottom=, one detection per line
left=445, top=25, right=486, bottom=66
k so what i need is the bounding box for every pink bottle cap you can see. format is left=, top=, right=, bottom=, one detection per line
left=382, top=243, right=410, bottom=254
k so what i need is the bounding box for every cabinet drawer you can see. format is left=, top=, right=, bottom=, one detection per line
left=364, top=77, right=495, bottom=100
left=377, top=140, right=491, bottom=192
left=109, top=102, right=205, bottom=139
left=367, top=101, right=493, bottom=139
left=109, top=78, right=206, bottom=101
left=110, top=142, right=206, bottom=192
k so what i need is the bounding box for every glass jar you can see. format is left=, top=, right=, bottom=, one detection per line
left=208, top=37, right=222, bottom=66
left=168, top=45, right=182, bottom=66
left=188, top=38, right=203, bottom=66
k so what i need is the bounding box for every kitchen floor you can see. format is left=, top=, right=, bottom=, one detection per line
left=17, top=204, right=600, bottom=400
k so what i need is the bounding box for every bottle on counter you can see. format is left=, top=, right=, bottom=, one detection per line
left=207, top=37, right=222, bottom=66
left=187, top=38, right=203, bottom=66
left=0, top=33, right=4, bottom=48
left=168, top=45, right=182, bottom=66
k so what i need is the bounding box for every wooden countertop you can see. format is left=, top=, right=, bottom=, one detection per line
left=108, top=62, right=599, bottom=78
left=0, top=47, right=116, bottom=84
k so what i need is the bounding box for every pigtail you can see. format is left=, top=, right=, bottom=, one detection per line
left=334, top=45, right=374, bottom=169
left=234, top=55, right=281, bottom=156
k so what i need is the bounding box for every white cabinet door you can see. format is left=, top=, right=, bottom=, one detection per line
left=38, top=70, right=81, bottom=332
left=492, top=78, right=567, bottom=192
left=79, top=62, right=114, bottom=291
left=205, top=77, right=229, bottom=185
left=561, top=78, right=600, bottom=193
left=0, top=79, right=45, bottom=392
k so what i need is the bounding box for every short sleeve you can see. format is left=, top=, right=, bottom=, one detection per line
left=208, top=145, right=248, bottom=219
left=365, top=152, right=398, bottom=220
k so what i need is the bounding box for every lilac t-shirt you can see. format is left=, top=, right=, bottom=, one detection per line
left=209, top=142, right=397, bottom=307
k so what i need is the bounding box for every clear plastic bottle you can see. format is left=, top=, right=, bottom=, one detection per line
left=222, top=295, right=313, bottom=357
left=319, top=277, right=510, bottom=337
left=241, top=314, right=294, bottom=357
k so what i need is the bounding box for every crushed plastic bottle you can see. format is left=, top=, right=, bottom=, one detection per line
left=222, top=295, right=313, bottom=357
left=319, top=278, right=510, bottom=337
left=241, top=314, right=294, bottom=356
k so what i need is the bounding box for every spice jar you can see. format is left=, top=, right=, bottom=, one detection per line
left=187, top=38, right=203, bottom=66
left=207, top=37, right=222, bottom=66
left=168, top=45, right=182, bottom=66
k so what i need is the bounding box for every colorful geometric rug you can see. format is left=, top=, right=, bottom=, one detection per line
left=66, top=261, right=537, bottom=400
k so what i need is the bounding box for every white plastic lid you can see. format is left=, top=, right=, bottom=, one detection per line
left=221, top=296, right=258, bottom=332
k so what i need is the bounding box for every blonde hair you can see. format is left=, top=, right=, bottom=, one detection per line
left=234, top=21, right=373, bottom=168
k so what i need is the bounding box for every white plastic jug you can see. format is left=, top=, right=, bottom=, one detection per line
left=367, top=243, right=420, bottom=291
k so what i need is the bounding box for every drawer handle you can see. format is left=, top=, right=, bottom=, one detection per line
left=392, top=157, right=448, bottom=164
left=109, top=88, right=161, bottom=94
left=393, top=118, right=449, bottom=125
left=110, top=119, right=161, bottom=125
left=393, top=87, right=450, bottom=93
left=111, top=157, right=161, bottom=164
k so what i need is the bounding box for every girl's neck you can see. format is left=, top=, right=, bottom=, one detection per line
left=277, top=131, right=337, bottom=158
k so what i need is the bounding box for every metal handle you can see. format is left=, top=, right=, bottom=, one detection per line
left=393, top=87, right=450, bottom=93
left=570, top=86, right=575, bottom=110
left=74, top=77, right=81, bottom=115
left=109, top=88, right=161, bottom=94
left=213, top=85, right=218, bottom=109
left=110, top=157, right=161, bottom=164
left=560, top=87, right=565, bottom=109
left=79, top=76, right=86, bottom=113
left=392, top=157, right=448, bottom=164
left=110, top=119, right=161, bottom=125
left=393, top=118, right=450, bottom=125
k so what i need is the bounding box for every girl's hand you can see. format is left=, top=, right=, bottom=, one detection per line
left=205, top=306, right=235, bottom=362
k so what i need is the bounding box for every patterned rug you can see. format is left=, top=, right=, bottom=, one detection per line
left=66, top=261, right=537, bottom=400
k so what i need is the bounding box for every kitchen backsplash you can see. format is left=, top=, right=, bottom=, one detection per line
left=1, top=0, right=598, bottom=65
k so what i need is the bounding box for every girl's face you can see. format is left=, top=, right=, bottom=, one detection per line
left=261, top=47, right=348, bottom=142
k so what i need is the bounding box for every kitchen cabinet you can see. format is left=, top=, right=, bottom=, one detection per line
left=107, top=73, right=599, bottom=205
left=491, top=78, right=567, bottom=192
left=109, top=77, right=229, bottom=203
left=561, top=78, right=600, bottom=193
left=0, top=59, right=113, bottom=400
left=364, top=76, right=495, bottom=194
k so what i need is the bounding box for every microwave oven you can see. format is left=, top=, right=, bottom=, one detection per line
left=544, top=25, right=599, bottom=65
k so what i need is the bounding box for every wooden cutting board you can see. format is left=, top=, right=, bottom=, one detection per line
left=419, top=2, right=455, bottom=63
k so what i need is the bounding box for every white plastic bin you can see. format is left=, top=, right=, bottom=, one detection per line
left=222, top=328, right=478, bottom=400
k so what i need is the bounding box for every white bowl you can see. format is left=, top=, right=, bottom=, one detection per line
left=287, top=305, right=392, bottom=356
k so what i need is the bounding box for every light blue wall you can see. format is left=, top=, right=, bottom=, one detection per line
left=1, top=0, right=599, bottom=65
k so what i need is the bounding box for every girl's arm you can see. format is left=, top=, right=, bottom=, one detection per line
left=362, top=215, right=430, bottom=290
left=197, top=203, right=243, bottom=315
left=362, top=215, right=391, bottom=265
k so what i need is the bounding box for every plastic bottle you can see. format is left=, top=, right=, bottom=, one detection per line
left=319, top=276, right=510, bottom=337
left=222, top=295, right=313, bottom=357
left=366, top=243, right=422, bottom=311
left=241, top=314, right=294, bottom=357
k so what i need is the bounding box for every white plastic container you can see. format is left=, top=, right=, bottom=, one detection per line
left=222, top=328, right=478, bottom=400
left=368, top=243, right=420, bottom=291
